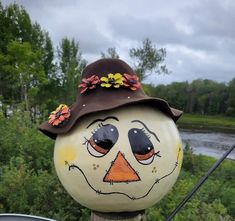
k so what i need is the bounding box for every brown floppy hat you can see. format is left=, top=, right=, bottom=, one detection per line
left=39, top=58, right=182, bottom=139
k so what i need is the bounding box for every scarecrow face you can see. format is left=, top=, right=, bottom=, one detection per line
left=54, top=104, right=183, bottom=212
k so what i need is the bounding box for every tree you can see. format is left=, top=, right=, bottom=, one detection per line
left=0, top=2, right=56, bottom=118
left=0, top=3, right=32, bottom=52
left=0, top=41, right=46, bottom=117
left=58, top=38, right=87, bottom=105
left=101, top=47, right=119, bottom=59
left=226, top=78, right=235, bottom=116
left=129, top=38, right=168, bottom=81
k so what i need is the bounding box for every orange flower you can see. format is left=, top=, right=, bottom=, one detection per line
left=48, top=104, right=70, bottom=126
left=79, top=75, right=100, bottom=94
left=123, top=73, right=141, bottom=90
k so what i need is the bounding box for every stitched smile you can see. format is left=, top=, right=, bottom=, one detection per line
left=65, top=147, right=181, bottom=200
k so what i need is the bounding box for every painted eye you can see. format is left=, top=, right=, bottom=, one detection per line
left=128, top=128, right=155, bottom=165
left=87, top=124, right=119, bottom=157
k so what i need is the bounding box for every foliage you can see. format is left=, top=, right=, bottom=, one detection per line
left=58, top=38, right=87, bottom=105
left=0, top=2, right=56, bottom=117
left=0, top=2, right=87, bottom=120
left=0, top=41, right=46, bottom=115
left=0, top=110, right=53, bottom=171
left=0, top=157, right=85, bottom=220
left=226, top=79, right=235, bottom=117
left=0, top=111, right=86, bottom=221
left=144, top=78, right=235, bottom=116
left=129, top=38, right=168, bottom=81
left=101, top=47, right=119, bottom=59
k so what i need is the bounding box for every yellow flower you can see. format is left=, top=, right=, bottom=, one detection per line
left=101, top=73, right=124, bottom=88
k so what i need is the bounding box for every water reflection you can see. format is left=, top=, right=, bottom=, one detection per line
left=179, top=129, right=235, bottom=160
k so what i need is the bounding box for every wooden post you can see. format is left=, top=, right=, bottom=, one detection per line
left=90, top=211, right=145, bottom=221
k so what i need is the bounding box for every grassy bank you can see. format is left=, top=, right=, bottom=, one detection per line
left=177, top=113, right=235, bottom=133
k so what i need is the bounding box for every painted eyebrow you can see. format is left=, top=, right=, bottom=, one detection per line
left=131, top=120, right=160, bottom=142
left=87, top=116, right=119, bottom=128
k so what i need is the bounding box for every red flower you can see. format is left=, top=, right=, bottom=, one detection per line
left=48, top=104, right=70, bottom=126
left=79, top=75, right=100, bottom=94
left=123, top=73, right=141, bottom=91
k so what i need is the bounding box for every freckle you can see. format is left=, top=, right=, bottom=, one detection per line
left=93, top=164, right=95, bottom=166
left=152, top=167, right=157, bottom=173
left=96, top=165, right=99, bottom=168
left=93, top=167, right=96, bottom=170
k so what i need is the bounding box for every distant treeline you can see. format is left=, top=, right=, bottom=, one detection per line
left=145, top=79, right=235, bottom=116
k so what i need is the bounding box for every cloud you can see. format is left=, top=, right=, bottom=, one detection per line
left=183, top=0, right=235, bottom=39
left=2, top=0, right=235, bottom=84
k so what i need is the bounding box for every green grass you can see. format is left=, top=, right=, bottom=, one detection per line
left=177, top=113, right=235, bottom=132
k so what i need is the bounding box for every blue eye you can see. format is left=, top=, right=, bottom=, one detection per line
left=87, top=124, right=119, bottom=157
left=128, top=128, right=155, bottom=165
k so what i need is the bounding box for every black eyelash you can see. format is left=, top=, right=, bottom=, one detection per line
left=83, top=137, right=89, bottom=145
left=155, top=151, right=161, bottom=157
left=131, top=120, right=160, bottom=143
left=141, top=128, right=151, bottom=139
left=98, top=123, right=104, bottom=127
left=91, top=123, right=104, bottom=135
left=91, top=126, right=98, bottom=135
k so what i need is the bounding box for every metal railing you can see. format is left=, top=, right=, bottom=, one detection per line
left=0, top=214, right=56, bottom=221
left=166, top=143, right=235, bottom=221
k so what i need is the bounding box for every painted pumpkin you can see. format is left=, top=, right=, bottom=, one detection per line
left=54, top=104, right=183, bottom=212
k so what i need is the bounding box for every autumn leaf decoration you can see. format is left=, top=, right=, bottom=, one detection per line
left=78, top=73, right=141, bottom=94
left=100, top=73, right=124, bottom=88
left=123, top=73, right=141, bottom=90
left=79, top=75, right=100, bottom=94
left=48, top=104, right=71, bottom=126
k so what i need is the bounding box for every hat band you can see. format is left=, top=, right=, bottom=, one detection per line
left=78, top=73, right=141, bottom=94
left=48, top=73, right=141, bottom=127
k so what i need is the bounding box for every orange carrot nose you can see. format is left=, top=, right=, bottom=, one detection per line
left=103, top=151, right=141, bottom=183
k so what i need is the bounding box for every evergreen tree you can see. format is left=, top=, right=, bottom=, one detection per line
left=58, top=38, right=87, bottom=105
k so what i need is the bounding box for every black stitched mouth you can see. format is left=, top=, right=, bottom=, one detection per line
left=64, top=146, right=181, bottom=200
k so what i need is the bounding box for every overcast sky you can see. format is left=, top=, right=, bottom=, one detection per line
left=2, top=0, right=235, bottom=85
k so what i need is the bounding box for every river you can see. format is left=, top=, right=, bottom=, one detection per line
left=179, top=129, right=235, bottom=160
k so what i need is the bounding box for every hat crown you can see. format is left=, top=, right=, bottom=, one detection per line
left=81, top=58, right=135, bottom=79
left=39, top=58, right=182, bottom=139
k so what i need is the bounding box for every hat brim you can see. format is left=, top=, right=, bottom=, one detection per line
left=39, top=96, right=182, bottom=140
